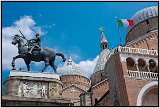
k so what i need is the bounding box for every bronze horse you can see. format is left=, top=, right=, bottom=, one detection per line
left=11, top=35, right=66, bottom=73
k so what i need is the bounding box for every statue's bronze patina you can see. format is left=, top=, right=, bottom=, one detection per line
left=11, top=31, right=66, bottom=73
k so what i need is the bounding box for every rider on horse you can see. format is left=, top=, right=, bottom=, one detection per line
left=11, top=31, right=66, bottom=72
left=28, top=33, right=41, bottom=54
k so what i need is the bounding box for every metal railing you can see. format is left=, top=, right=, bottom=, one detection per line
left=127, top=70, right=158, bottom=80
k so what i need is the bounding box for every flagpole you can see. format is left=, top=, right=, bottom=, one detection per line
left=115, top=16, right=122, bottom=46
left=118, top=27, right=122, bottom=46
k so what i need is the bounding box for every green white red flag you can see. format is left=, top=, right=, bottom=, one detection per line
left=116, top=19, right=134, bottom=28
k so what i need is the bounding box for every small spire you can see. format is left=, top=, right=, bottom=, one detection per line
left=100, top=27, right=108, bottom=43
left=67, top=51, right=73, bottom=65
left=99, top=27, right=109, bottom=50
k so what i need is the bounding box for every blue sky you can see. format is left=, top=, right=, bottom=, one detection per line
left=2, top=2, right=158, bottom=94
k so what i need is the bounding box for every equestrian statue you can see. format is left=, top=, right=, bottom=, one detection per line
left=11, top=30, right=66, bottom=73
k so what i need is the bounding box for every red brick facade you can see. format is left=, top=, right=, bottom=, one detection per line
left=127, top=31, right=158, bottom=50
left=91, top=80, right=109, bottom=105
left=92, top=8, right=158, bottom=106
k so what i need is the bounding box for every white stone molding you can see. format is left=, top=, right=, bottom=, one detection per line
left=136, top=81, right=158, bottom=106
left=127, top=70, right=158, bottom=80
left=120, top=55, right=126, bottom=62
left=10, top=70, right=60, bottom=80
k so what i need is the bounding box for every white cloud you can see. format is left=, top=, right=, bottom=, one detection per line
left=2, top=16, right=45, bottom=71
left=78, top=56, right=99, bottom=78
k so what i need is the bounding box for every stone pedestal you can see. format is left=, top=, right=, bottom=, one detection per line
left=10, top=70, right=60, bottom=80
left=2, top=70, right=73, bottom=106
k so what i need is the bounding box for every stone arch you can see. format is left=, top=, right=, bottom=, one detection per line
left=126, top=57, right=137, bottom=71
left=138, top=58, right=148, bottom=71
left=137, top=81, right=158, bottom=106
left=149, top=59, right=157, bottom=73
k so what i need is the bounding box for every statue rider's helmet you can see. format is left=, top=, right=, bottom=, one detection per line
left=35, top=33, right=40, bottom=38
left=15, top=34, right=19, bottom=37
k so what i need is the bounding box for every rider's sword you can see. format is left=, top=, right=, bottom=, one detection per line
left=19, top=30, right=25, bottom=38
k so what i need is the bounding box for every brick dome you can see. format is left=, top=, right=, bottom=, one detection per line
left=125, top=6, right=158, bottom=43
left=127, top=6, right=158, bottom=34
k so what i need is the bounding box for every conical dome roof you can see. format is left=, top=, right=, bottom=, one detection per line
left=100, top=27, right=108, bottom=44
left=94, top=27, right=110, bottom=73
left=58, top=52, right=88, bottom=78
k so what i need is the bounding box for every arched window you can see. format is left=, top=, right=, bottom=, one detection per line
left=149, top=59, right=157, bottom=73
left=137, top=81, right=158, bottom=106
left=126, top=57, right=136, bottom=71
left=138, top=58, right=148, bottom=72
left=142, top=87, right=158, bottom=106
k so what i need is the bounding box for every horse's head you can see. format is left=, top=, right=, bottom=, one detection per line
left=12, top=35, right=20, bottom=45
left=12, top=35, right=27, bottom=46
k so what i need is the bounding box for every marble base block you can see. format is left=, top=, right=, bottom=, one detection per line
left=10, top=70, right=60, bottom=80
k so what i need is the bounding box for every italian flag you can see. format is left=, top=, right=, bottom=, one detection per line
left=116, top=19, right=134, bottom=27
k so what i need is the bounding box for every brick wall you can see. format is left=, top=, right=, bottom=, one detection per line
left=91, top=80, right=109, bottom=105
left=124, top=78, right=154, bottom=106
left=61, top=75, right=90, bottom=91
left=128, top=31, right=158, bottom=50
left=91, top=70, right=105, bottom=86
left=126, top=17, right=158, bottom=43
left=105, top=52, right=158, bottom=106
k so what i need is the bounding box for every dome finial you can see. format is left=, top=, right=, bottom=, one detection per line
left=67, top=51, right=73, bottom=65
left=99, top=26, right=104, bottom=33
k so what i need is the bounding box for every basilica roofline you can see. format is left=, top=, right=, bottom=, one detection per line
left=91, top=79, right=108, bottom=89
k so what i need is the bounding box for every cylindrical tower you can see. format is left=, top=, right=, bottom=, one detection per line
left=58, top=52, right=90, bottom=106
left=125, top=6, right=158, bottom=50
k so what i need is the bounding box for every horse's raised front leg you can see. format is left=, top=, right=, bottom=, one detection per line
left=41, top=58, right=49, bottom=72
left=11, top=55, right=23, bottom=70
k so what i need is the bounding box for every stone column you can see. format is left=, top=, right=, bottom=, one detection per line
left=146, top=63, right=151, bottom=78
left=135, top=62, right=139, bottom=71
left=135, top=61, right=140, bottom=78
left=146, top=63, right=150, bottom=72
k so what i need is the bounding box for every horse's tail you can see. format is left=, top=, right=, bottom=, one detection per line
left=56, top=52, right=66, bottom=62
